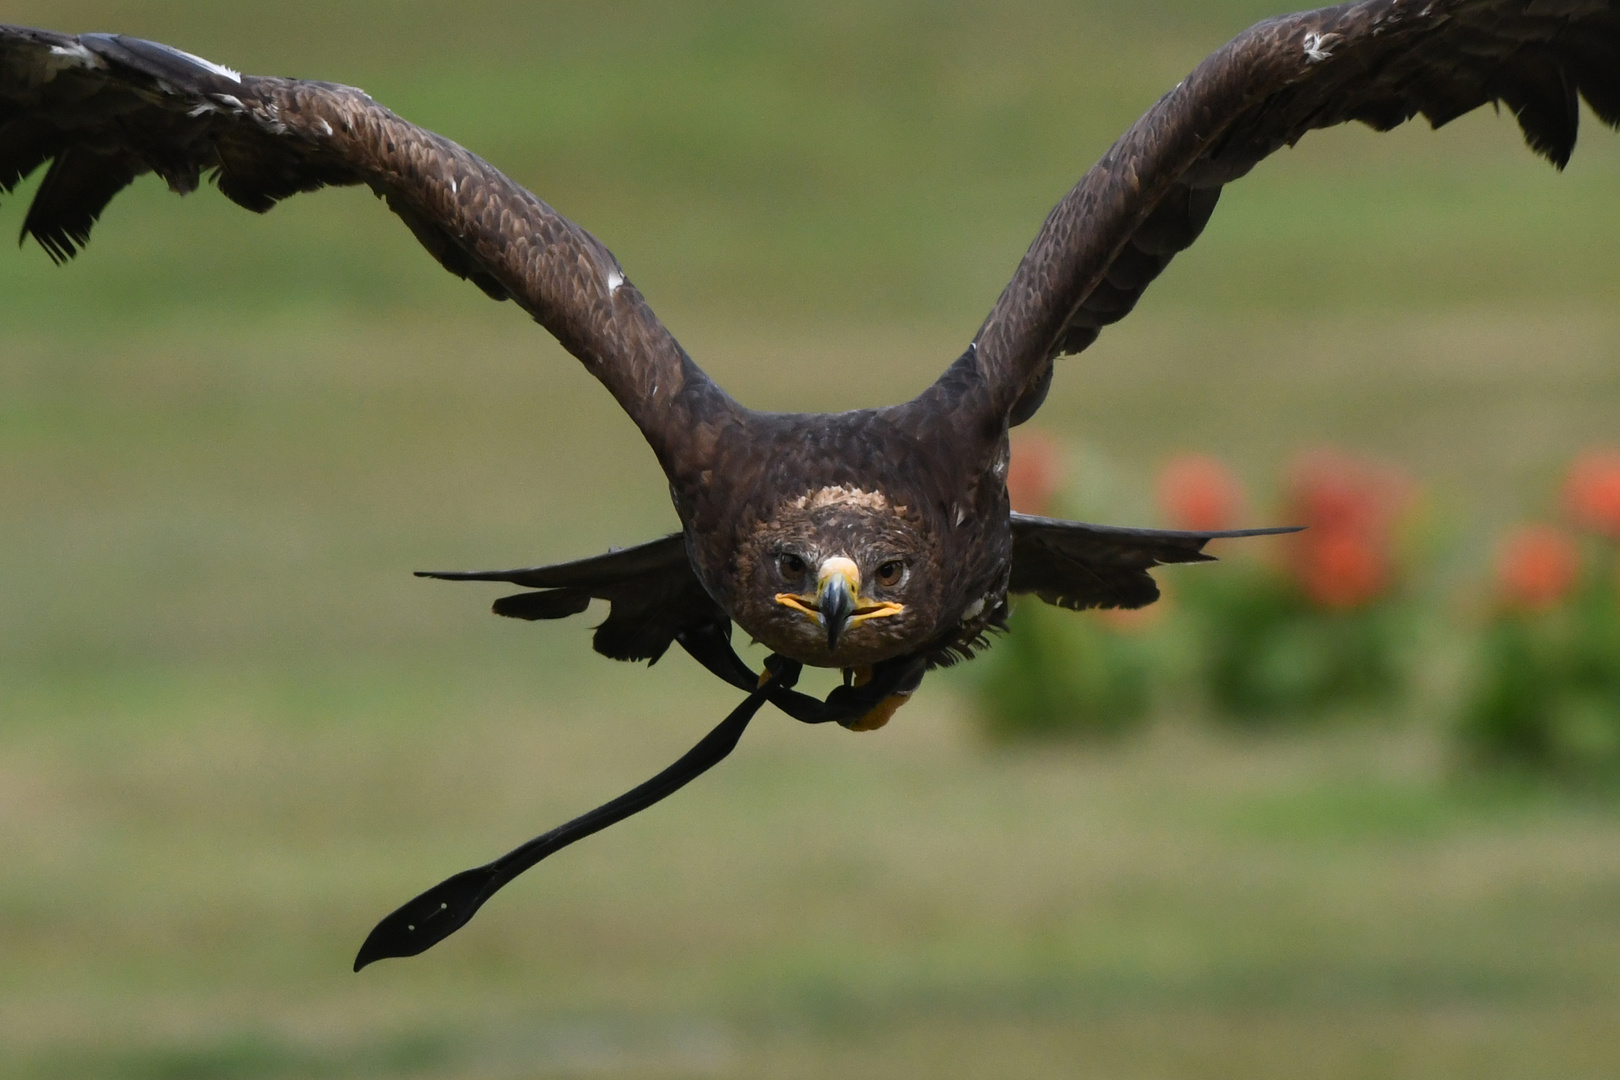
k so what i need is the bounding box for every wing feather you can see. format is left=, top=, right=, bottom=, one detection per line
left=1009, top=513, right=1298, bottom=611
left=944, top=0, right=1620, bottom=427
left=418, top=534, right=727, bottom=664
left=20, top=145, right=139, bottom=262
left=0, top=24, right=735, bottom=480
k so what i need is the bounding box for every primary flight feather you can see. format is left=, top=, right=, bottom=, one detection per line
left=3, top=0, right=1615, bottom=966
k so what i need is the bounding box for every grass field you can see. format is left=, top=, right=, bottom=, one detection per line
left=3, top=2, right=1620, bottom=1076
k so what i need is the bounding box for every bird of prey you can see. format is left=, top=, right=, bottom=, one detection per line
left=3, top=0, right=1616, bottom=969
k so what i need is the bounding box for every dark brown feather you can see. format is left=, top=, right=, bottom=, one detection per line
left=19, top=146, right=139, bottom=262
left=0, top=25, right=738, bottom=484
left=419, top=534, right=727, bottom=664
left=1009, top=513, right=1298, bottom=611
left=953, top=0, right=1620, bottom=428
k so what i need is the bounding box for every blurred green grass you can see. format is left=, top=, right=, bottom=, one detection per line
left=3, top=1, right=1620, bottom=1077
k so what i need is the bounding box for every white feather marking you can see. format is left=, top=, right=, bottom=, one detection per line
left=963, top=597, right=986, bottom=622
left=48, top=43, right=99, bottom=67
left=606, top=269, right=625, bottom=294
left=213, top=94, right=244, bottom=111
left=169, top=46, right=242, bottom=83
left=449, top=177, right=458, bottom=194
left=1302, top=32, right=1335, bottom=62
left=789, top=486, right=892, bottom=512
left=318, top=119, right=334, bottom=137
left=954, top=504, right=967, bottom=527
left=187, top=103, right=217, bottom=118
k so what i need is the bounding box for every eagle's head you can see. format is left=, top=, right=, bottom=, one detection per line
left=730, top=485, right=944, bottom=668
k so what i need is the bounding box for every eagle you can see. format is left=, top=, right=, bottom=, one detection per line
left=3, top=0, right=1616, bottom=969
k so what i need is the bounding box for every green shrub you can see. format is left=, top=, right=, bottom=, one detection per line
left=975, top=601, right=1154, bottom=741
left=1461, top=561, right=1620, bottom=777
left=1187, top=570, right=1411, bottom=722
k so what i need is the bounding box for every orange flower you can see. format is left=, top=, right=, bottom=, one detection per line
left=1007, top=430, right=1063, bottom=516
left=1563, top=449, right=1620, bottom=540
left=1286, top=450, right=1411, bottom=536
left=1295, top=531, right=1389, bottom=609
left=1282, top=450, right=1413, bottom=610
left=1495, top=524, right=1579, bottom=613
left=1157, top=454, right=1245, bottom=531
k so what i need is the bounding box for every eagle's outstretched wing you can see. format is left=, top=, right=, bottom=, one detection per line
left=0, top=25, right=734, bottom=479
left=417, top=533, right=726, bottom=664
left=941, top=0, right=1620, bottom=427
left=1009, top=513, right=1299, bottom=610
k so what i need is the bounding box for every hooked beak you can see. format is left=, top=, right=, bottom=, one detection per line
left=817, top=562, right=858, bottom=651
left=775, top=556, right=904, bottom=653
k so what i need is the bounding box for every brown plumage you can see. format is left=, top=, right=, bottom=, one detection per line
left=4, top=1, right=1617, bottom=967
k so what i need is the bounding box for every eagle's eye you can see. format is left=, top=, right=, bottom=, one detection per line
left=875, top=560, right=905, bottom=588
left=776, top=552, right=808, bottom=578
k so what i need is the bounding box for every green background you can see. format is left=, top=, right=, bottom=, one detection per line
left=3, top=2, right=1618, bottom=1076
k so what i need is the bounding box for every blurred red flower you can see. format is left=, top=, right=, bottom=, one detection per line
left=1283, top=450, right=1413, bottom=610
left=1495, top=524, right=1580, bottom=613
left=1007, top=430, right=1063, bottom=515
left=1296, top=532, right=1388, bottom=609
left=1563, top=449, right=1620, bottom=540
left=1157, top=454, right=1245, bottom=531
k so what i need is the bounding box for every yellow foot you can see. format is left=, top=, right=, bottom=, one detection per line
left=842, top=667, right=909, bottom=731
left=844, top=692, right=910, bottom=732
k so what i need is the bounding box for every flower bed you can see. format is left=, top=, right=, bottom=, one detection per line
left=975, top=434, right=1618, bottom=775
left=1462, top=453, right=1620, bottom=777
